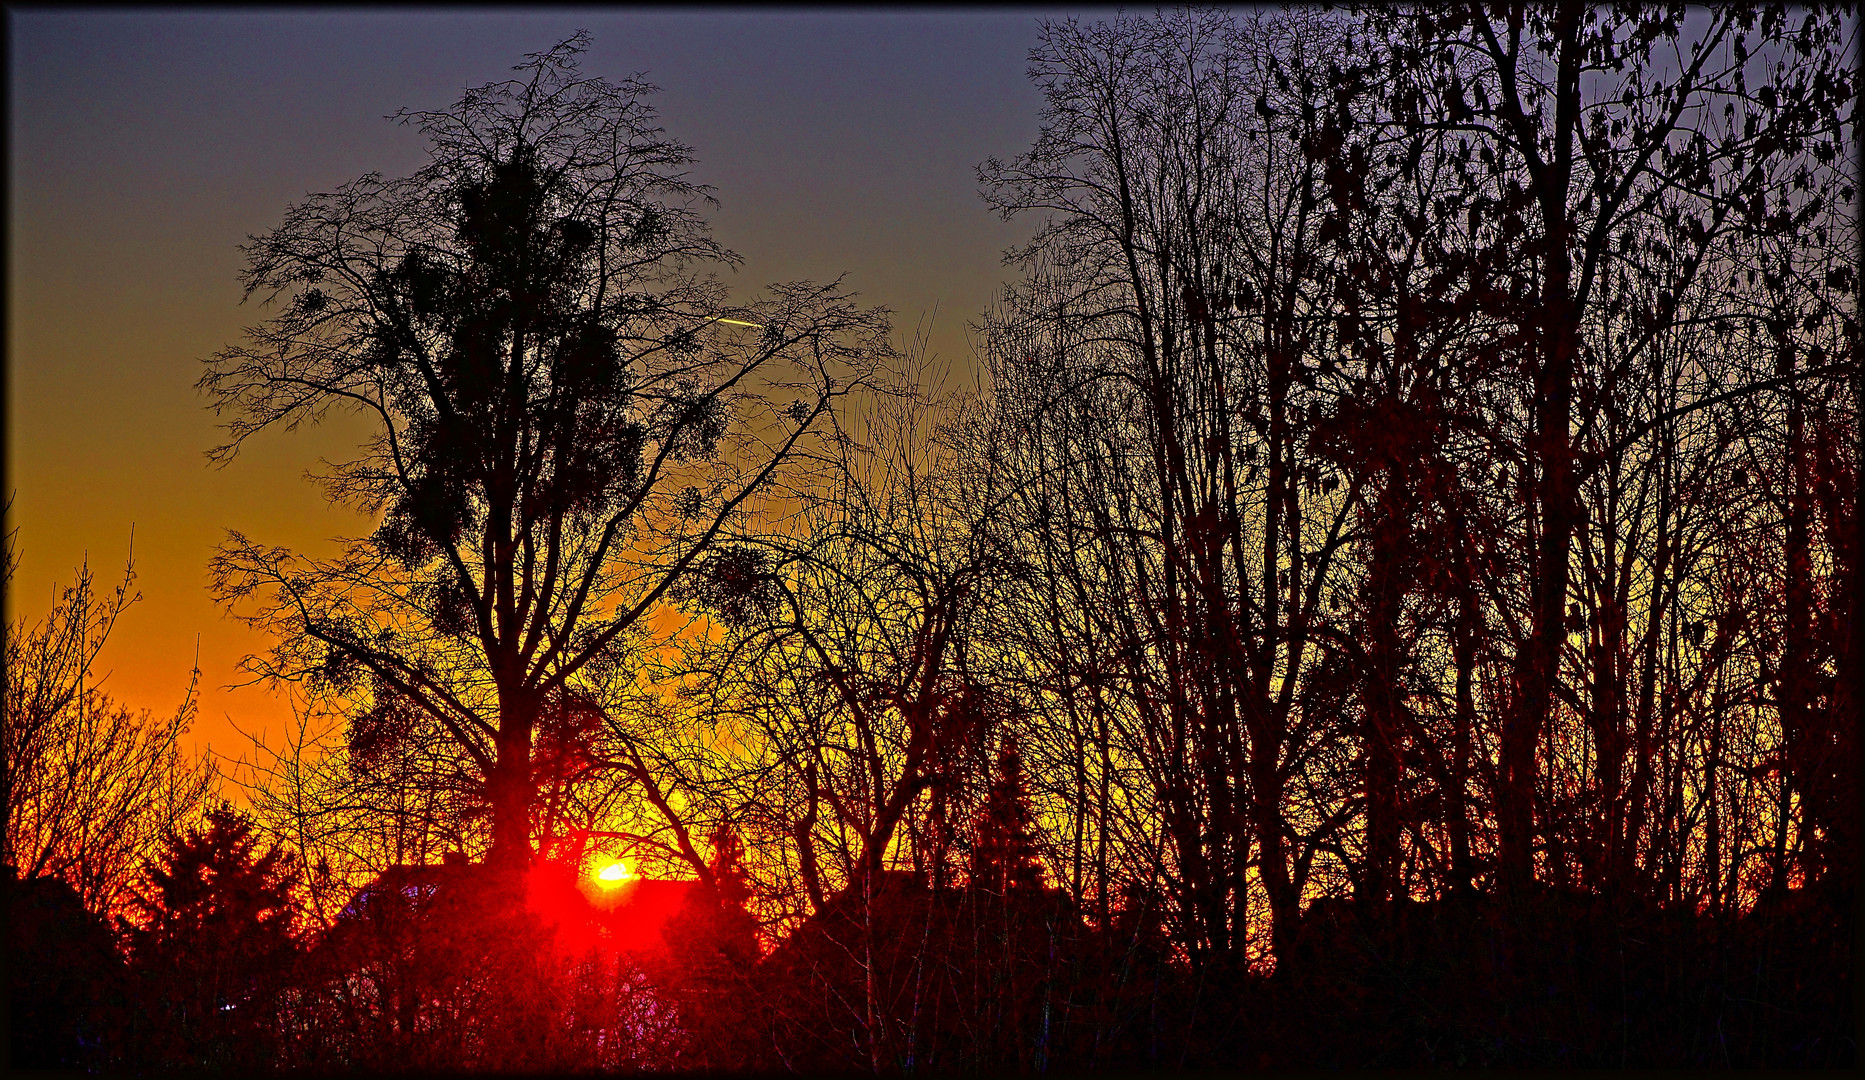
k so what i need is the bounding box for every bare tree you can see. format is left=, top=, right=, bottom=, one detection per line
left=978, top=8, right=1367, bottom=965
left=3, top=520, right=216, bottom=917
left=1360, top=0, right=1855, bottom=897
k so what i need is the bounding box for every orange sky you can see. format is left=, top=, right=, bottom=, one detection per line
left=6, top=10, right=1082, bottom=765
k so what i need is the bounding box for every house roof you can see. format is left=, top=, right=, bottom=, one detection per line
left=337, top=860, right=702, bottom=956
left=338, top=861, right=473, bottom=920
left=587, top=877, right=700, bottom=954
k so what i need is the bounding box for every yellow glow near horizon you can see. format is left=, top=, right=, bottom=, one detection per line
left=596, top=860, right=632, bottom=885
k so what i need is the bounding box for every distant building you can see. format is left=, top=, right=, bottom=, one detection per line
left=312, top=857, right=709, bottom=1068
left=334, top=856, right=701, bottom=957
left=336, top=861, right=457, bottom=921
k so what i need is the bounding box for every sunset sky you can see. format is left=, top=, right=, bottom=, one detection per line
left=7, top=8, right=1100, bottom=761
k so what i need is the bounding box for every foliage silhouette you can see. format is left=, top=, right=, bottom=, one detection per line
left=203, top=33, right=893, bottom=873
left=120, top=805, right=299, bottom=1069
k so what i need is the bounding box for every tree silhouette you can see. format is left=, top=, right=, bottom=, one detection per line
left=203, top=34, right=893, bottom=872
left=979, top=7, right=1372, bottom=965
left=1357, top=0, right=1855, bottom=899
left=121, top=805, right=298, bottom=1069
left=3, top=521, right=216, bottom=918
left=970, top=740, right=1044, bottom=896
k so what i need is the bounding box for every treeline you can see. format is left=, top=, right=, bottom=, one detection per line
left=959, top=0, right=1857, bottom=952
left=6, top=4, right=1857, bottom=1071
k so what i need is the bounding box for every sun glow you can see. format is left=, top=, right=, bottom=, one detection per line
left=596, top=860, right=632, bottom=885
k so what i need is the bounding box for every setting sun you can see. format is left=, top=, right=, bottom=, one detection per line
left=596, top=861, right=631, bottom=885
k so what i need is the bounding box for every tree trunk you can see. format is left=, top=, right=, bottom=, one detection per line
left=1361, top=472, right=1406, bottom=907
left=1501, top=291, right=1578, bottom=897
left=488, top=687, right=536, bottom=872
left=1450, top=578, right=1479, bottom=897
left=1778, top=336, right=1815, bottom=895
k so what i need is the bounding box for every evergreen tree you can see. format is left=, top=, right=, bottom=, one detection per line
left=970, top=742, right=1044, bottom=895
left=121, top=805, right=297, bottom=1068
